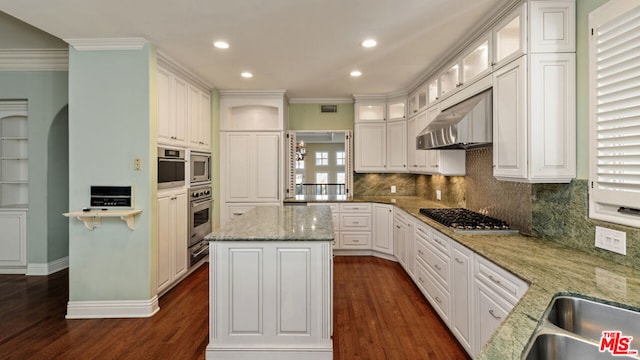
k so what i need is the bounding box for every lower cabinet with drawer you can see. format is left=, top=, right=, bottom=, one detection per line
left=472, top=254, right=528, bottom=356
left=338, top=203, right=372, bottom=250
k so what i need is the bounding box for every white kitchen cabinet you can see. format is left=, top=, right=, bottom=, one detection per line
left=157, top=189, right=188, bottom=294
left=387, top=96, right=407, bottom=121
left=462, top=37, right=491, bottom=86
left=439, top=62, right=461, bottom=98
left=408, top=85, right=428, bottom=116
left=208, top=240, right=333, bottom=359
left=473, top=255, right=528, bottom=356
left=223, top=132, right=280, bottom=203
left=188, top=85, right=211, bottom=151
left=338, top=203, right=371, bottom=250
left=157, top=65, right=188, bottom=147
left=427, top=78, right=439, bottom=106
left=493, top=5, right=526, bottom=69
left=407, top=111, right=428, bottom=172
left=386, top=120, right=407, bottom=172
left=393, top=208, right=414, bottom=278
left=451, top=242, right=474, bottom=354
left=493, top=53, right=576, bottom=183
left=355, top=100, right=386, bottom=122
left=0, top=210, right=27, bottom=272
left=372, top=204, right=393, bottom=255
left=354, top=123, right=386, bottom=172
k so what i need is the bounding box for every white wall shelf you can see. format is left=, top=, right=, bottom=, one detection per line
left=64, top=209, right=142, bottom=231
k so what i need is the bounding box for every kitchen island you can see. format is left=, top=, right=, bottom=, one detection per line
left=205, top=205, right=334, bottom=360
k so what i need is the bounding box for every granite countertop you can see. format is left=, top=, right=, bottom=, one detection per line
left=206, top=205, right=334, bottom=241
left=285, top=195, right=640, bottom=359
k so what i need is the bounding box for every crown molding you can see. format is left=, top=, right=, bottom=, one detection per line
left=157, top=50, right=212, bottom=91
left=0, top=49, right=68, bottom=71
left=65, top=37, right=147, bottom=51
left=219, top=89, right=287, bottom=99
left=0, top=100, right=28, bottom=114
left=288, top=98, right=353, bottom=104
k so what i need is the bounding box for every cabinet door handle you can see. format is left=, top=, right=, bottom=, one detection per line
left=489, top=309, right=502, bottom=320
left=434, top=264, right=442, bottom=271
left=418, top=277, right=424, bottom=284
left=418, top=250, right=424, bottom=255
left=455, top=258, right=464, bottom=264
left=435, top=296, right=442, bottom=304
left=488, top=275, right=502, bottom=285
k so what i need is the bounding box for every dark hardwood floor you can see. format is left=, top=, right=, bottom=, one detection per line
left=0, top=256, right=469, bottom=360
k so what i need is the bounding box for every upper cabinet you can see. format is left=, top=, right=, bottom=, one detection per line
left=492, top=0, right=576, bottom=183
left=408, top=86, right=427, bottom=116
left=387, top=95, right=407, bottom=121
left=427, top=78, right=439, bottom=106
left=355, top=99, right=386, bottom=122
left=439, top=63, right=460, bottom=98
left=462, top=37, right=491, bottom=85
left=220, top=90, right=287, bottom=131
left=157, top=56, right=213, bottom=151
left=493, top=5, right=526, bottom=69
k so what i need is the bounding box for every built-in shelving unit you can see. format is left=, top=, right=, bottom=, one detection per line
left=0, top=102, right=28, bottom=208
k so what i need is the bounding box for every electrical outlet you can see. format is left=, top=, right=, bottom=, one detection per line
left=595, top=226, right=627, bottom=255
left=390, top=185, right=397, bottom=193
left=436, top=190, right=442, bottom=201
left=134, top=158, right=142, bottom=171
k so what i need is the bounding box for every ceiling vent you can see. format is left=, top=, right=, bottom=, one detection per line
left=320, top=104, right=338, bottom=113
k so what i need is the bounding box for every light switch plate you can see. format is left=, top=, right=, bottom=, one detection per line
left=390, top=185, right=396, bottom=193
left=436, top=190, right=442, bottom=201
left=595, top=226, right=627, bottom=255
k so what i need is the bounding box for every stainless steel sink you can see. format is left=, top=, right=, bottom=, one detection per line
left=522, top=295, right=640, bottom=359
left=546, top=296, right=640, bottom=343
left=524, top=333, right=637, bottom=360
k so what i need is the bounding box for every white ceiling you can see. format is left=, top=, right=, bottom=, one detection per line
left=0, top=0, right=507, bottom=99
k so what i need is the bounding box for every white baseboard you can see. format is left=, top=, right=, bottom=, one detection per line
left=66, top=296, right=160, bottom=319
left=0, top=266, right=27, bottom=274
left=333, top=249, right=398, bottom=262
left=205, top=346, right=333, bottom=360
left=26, top=256, right=69, bottom=276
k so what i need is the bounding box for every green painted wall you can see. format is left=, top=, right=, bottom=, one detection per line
left=576, top=0, right=609, bottom=179
left=68, top=45, right=154, bottom=301
left=288, top=103, right=354, bottom=130
left=0, top=71, right=69, bottom=264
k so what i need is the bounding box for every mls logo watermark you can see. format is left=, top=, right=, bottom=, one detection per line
left=600, top=331, right=638, bottom=356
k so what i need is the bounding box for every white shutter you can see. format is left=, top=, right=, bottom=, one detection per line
left=589, top=0, right=640, bottom=226
left=345, top=130, right=354, bottom=198
left=286, top=132, right=296, bottom=197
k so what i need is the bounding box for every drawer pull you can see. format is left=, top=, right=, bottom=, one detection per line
left=488, top=275, right=502, bottom=285
left=418, top=250, right=424, bottom=255
left=434, top=264, right=442, bottom=271
left=419, top=277, right=424, bottom=283
left=396, top=225, right=401, bottom=229
left=489, top=309, right=501, bottom=320
left=353, top=239, right=360, bottom=242
left=353, top=221, right=360, bottom=224
left=455, top=258, right=464, bottom=264
left=435, top=296, right=442, bottom=304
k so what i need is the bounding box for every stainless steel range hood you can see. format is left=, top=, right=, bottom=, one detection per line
left=417, top=89, right=492, bottom=150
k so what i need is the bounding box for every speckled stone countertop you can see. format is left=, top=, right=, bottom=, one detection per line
left=206, top=205, right=334, bottom=241
left=284, top=195, right=640, bottom=359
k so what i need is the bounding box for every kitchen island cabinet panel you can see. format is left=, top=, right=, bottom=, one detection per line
left=206, top=206, right=333, bottom=360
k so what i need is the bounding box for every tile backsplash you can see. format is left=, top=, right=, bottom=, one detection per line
left=352, top=146, right=640, bottom=269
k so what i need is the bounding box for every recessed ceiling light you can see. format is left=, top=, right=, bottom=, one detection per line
left=241, top=72, right=253, bottom=78
left=361, top=39, right=377, bottom=48
left=213, top=41, right=229, bottom=49
left=350, top=70, right=362, bottom=77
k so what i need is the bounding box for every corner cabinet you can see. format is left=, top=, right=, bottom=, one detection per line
left=354, top=96, right=407, bottom=173
left=219, top=91, right=287, bottom=225
left=157, top=189, right=188, bottom=294
left=493, top=0, right=576, bottom=183
left=372, top=204, right=393, bottom=255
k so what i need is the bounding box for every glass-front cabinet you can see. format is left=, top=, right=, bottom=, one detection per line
left=440, top=63, right=460, bottom=98
left=387, top=96, right=407, bottom=121
left=493, top=6, right=525, bottom=68
left=427, top=77, right=439, bottom=105
left=356, top=103, right=386, bottom=122
left=408, top=86, right=427, bottom=116
left=462, top=38, right=491, bottom=85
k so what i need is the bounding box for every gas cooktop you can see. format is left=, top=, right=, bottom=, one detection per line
left=419, top=208, right=518, bottom=234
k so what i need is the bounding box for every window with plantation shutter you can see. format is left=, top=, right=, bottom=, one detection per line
left=589, top=0, right=640, bottom=227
